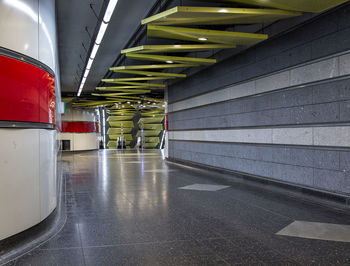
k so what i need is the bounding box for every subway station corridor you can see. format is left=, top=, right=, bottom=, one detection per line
left=2, top=0, right=350, bottom=265
left=9, top=150, right=350, bottom=265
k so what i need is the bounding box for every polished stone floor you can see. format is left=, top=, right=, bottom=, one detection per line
left=9, top=150, right=350, bottom=265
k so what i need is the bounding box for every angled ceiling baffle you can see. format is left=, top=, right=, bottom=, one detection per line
left=65, top=0, right=350, bottom=148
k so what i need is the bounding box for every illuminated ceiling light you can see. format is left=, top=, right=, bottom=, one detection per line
left=174, top=45, right=181, bottom=47
left=166, top=60, right=173, bottom=63
left=198, top=37, right=207, bottom=41
left=103, top=0, right=119, bottom=22
left=95, top=22, right=108, bottom=44
left=127, top=101, right=131, bottom=104
left=86, top=58, right=93, bottom=70
left=218, top=9, right=228, bottom=12
left=77, top=0, right=119, bottom=97
left=90, top=43, right=100, bottom=59
left=83, top=69, right=90, bottom=78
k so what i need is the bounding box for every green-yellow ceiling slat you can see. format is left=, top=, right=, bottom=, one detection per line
left=142, top=6, right=301, bottom=25
left=112, top=69, right=187, bottom=78
left=125, top=53, right=216, bottom=65
left=121, top=44, right=236, bottom=54
left=190, top=0, right=350, bottom=13
left=102, top=77, right=170, bottom=82
left=110, top=63, right=199, bottom=70
left=92, top=92, right=145, bottom=97
left=97, top=85, right=149, bottom=89
left=147, top=25, right=268, bottom=45
left=99, top=81, right=165, bottom=87
left=96, top=88, right=151, bottom=93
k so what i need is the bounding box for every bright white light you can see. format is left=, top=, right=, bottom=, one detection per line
left=90, top=43, right=100, bottom=59
left=174, top=45, right=181, bottom=47
left=83, top=69, right=90, bottom=78
left=103, top=0, right=119, bottom=22
left=219, top=9, right=228, bottom=13
left=24, top=43, right=29, bottom=50
left=127, top=101, right=131, bottom=104
left=198, top=37, right=207, bottom=41
left=78, top=0, right=119, bottom=96
left=86, top=58, right=94, bottom=70
left=166, top=60, right=173, bottom=64
left=95, top=22, right=108, bottom=44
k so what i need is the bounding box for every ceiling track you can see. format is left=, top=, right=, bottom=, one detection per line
left=100, top=0, right=175, bottom=83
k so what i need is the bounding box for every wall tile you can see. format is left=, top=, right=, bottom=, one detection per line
left=290, top=58, right=339, bottom=86
left=313, top=126, right=350, bottom=147
left=272, top=127, right=313, bottom=145
left=255, top=71, right=290, bottom=94
left=339, top=53, right=350, bottom=76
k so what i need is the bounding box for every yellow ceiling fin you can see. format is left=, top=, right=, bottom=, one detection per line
left=189, top=0, right=350, bottom=13
left=121, top=44, right=236, bottom=54
left=112, top=69, right=186, bottom=78
left=102, top=77, right=170, bottom=82
left=142, top=6, right=301, bottom=25
left=110, top=63, right=199, bottom=70
left=125, top=53, right=216, bottom=65
left=99, top=81, right=165, bottom=87
left=147, top=25, right=268, bottom=45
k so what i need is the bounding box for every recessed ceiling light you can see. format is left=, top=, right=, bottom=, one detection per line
left=198, top=37, right=207, bottom=41
left=166, top=60, right=173, bottom=64
left=174, top=45, right=181, bottom=47
left=219, top=9, right=228, bottom=13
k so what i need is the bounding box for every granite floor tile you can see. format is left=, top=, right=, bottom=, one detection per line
left=10, top=150, right=350, bottom=265
left=15, top=248, right=84, bottom=266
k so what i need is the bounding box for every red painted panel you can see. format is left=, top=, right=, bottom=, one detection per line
left=61, top=121, right=99, bottom=133
left=165, top=114, right=168, bottom=130
left=0, top=55, right=56, bottom=124
left=39, top=70, right=56, bottom=124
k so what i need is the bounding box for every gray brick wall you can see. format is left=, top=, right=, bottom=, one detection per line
left=168, top=4, right=350, bottom=103
left=167, top=5, right=350, bottom=196
left=168, top=78, right=350, bottom=130
left=169, top=141, right=350, bottom=195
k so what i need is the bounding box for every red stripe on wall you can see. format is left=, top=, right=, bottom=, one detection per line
left=0, top=55, right=56, bottom=124
left=61, top=121, right=99, bottom=133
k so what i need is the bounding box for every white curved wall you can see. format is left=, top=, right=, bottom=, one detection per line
left=0, top=129, right=57, bottom=240
left=0, top=0, right=57, bottom=71
left=0, top=0, right=59, bottom=240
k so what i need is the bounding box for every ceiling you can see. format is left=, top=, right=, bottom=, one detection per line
left=56, top=0, right=349, bottom=102
left=56, top=0, right=159, bottom=95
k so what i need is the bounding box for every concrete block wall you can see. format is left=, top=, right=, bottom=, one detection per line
left=167, top=4, right=350, bottom=196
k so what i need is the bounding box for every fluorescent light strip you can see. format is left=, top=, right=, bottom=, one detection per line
left=77, top=0, right=119, bottom=97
